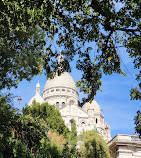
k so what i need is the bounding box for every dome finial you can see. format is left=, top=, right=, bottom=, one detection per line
left=58, top=51, right=63, bottom=64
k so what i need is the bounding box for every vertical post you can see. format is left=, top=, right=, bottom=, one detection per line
left=17, top=96, right=22, bottom=114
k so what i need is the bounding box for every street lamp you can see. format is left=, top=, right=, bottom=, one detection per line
left=17, top=96, right=22, bottom=113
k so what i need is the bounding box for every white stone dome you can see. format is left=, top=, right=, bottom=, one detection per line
left=43, top=72, right=79, bottom=106
left=28, top=94, right=44, bottom=106
left=44, top=72, right=77, bottom=91
left=28, top=81, right=44, bottom=106
left=84, top=100, right=101, bottom=113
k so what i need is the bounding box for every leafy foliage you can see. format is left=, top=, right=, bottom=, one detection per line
left=23, top=102, right=69, bottom=136
left=1, top=0, right=141, bottom=106
left=64, top=119, right=78, bottom=158
left=52, top=0, right=141, bottom=105
left=69, top=119, right=77, bottom=147
left=48, top=130, right=66, bottom=147
left=0, top=0, right=54, bottom=90
left=8, top=138, right=32, bottom=158
left=1, top=0, right=141, bottom=155
left=0, top=95, right=66, bottom=157
left=80, top=130, right=111, bottom=158
left=14, top=115, right=48, bottom=150
left=130, top=71, right=141, bottom=101
left=37, top=138, right=62, bottom=158
left=0, top=94, right=18, bottom=157
left=0, top=95, right=113, bottom=158
left=134, top=110, right=141, bottom=136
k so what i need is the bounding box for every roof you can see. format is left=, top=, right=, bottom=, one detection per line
left=44, top=72, right=77, bottom=91
left=28, top=94, right=44, bottom=106
left=84, top=100, right=101, bottom=113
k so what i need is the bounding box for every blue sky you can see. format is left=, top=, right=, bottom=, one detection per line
left=3, top=49, right=140, bottom=138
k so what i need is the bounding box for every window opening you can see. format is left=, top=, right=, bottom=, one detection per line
left=96, top=118, right=98, bottom=124
left=56, top=102, right=59, bottom=109
left=70, top=119, right=73, bottom=131
left=62, top=102, right=65, bottom=107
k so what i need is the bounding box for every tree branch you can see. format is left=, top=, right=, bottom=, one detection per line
left=102, top=31, right=113, bottom=53
left=115, top=27, right=140, bottom=33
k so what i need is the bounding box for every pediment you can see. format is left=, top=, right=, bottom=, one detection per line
left=59, top=104, right=89, bottom=118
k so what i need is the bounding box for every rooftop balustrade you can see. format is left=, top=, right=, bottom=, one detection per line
left=108, top=134, right=141, bottom=147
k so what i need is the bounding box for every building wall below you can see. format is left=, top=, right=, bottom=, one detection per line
left=108, top=134, right=141, bottom=158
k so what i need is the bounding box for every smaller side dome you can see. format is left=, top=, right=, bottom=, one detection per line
left=28, top=81, right=44, bottom=106
left=84, top=100, right=101, bottom=113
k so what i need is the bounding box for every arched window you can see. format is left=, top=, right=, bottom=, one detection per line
left=70, top=119, right=73, bottom=131
left=56, top=102, right=59, bottom=109
left=62, top=102, right=65, bottom=107
left=81, top=122, right=85, bottom=131
left=96, top=118, right=98, bottom=124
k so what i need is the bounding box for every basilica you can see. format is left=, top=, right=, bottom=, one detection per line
left=28, top=55, right=111, bottom=142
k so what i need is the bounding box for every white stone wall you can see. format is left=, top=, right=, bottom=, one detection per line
left=34, top=72, right=112, bottom=141
left=108, top=134, right=141, bottom=158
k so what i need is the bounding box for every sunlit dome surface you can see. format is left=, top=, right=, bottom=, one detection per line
left=28, top=94, right=44, bottom=106
left=44, top=72, right=77, bottom=91
left=84, top=100, right=101, bottom=113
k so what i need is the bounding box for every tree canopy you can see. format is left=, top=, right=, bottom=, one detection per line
left=1, top=0, right=140, bottom=104
left=0, top=95, right=70, bottom=157
left=23, top=102, right=69, bottom=136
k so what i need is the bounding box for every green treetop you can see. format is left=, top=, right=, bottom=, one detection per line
left=23, top=102, right=69, bottom=136
left=81, top=130, right=111, bottom=158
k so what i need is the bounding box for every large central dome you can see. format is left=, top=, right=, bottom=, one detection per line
left=44, top=72, right=77, bottom=91
left=43, top=72, right=79, bottom=107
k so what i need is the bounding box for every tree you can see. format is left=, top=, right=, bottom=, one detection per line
left=23, top=102, right=69, bottom=136
left=38, top=135, right=63, bottom=158
left=0, top=95, right=69, bottom=157
left=70, top=119, right=77, bottom=147
left=80, top=130, right=111, bottom=158
left=50, top=0, right=140, bottom=105
left=15, top=115, right=48, bottom=151
left=0, top=94, right=37, bottom=158
left=0, top=94, right=17, bottom=157
left=1, top=0, right=140, bottom=104
left=0, top=0, right=54, bottom=90
left=66, top=119, right=78, bottom=157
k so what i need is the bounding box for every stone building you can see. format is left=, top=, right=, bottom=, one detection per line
left=29, top=55, right=111, bottom=142
left=108, top=134, right=141, bottom=158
